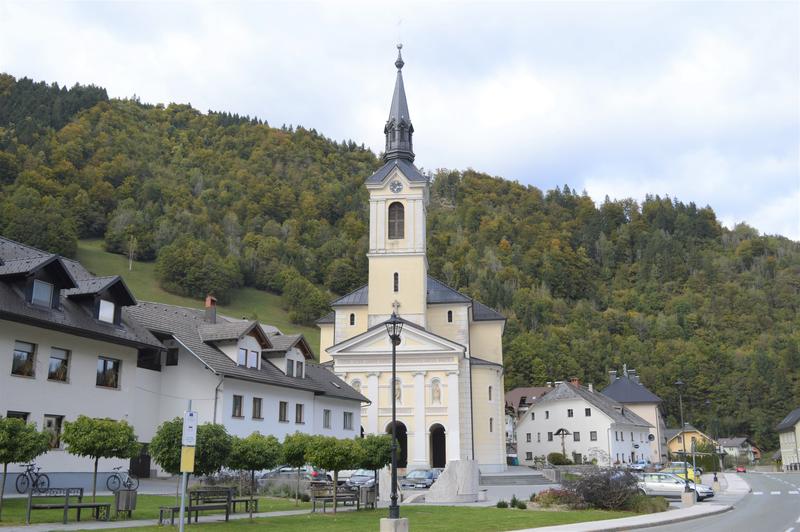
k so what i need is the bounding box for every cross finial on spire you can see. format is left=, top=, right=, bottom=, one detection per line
left=395, top=43, right=404, bottom=70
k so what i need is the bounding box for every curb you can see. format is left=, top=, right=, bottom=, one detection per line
left=610, top=505, right=733, bottom=531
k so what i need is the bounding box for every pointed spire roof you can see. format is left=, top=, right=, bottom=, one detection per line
left=383, top=44, right=415, bottom=163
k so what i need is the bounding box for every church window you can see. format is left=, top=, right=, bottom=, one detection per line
left=350, top=313, right=355, bottom=326
left=489, top=418, right=493, bottom=432
left=488, top=386, right=493, bottom=401
left=447, top=310, right=453, bottom=323
left=388, top=202, right=404, bottom=239
left=393, top=273, right=399, bottom=292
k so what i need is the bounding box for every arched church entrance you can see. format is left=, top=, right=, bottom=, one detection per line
left=429, top=424, right=446, bottom=468
left=385, top=421, right=408, bottom=468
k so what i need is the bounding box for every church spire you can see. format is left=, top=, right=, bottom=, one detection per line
left=384, top=44, right=415, bottom=162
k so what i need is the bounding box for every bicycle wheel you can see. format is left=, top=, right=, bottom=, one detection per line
left=107, top=474, right=122, bottom=492
left=34, top=474, right=49, bottom=492
left=124, top=474, right=139, bottom=490
left=15, top=474, right=30, bottom=494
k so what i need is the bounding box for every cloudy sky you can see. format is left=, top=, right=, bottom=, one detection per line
left=1, top=1, right=797, bottom=239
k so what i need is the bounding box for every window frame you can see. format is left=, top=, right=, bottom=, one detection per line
left=343, top=411, right=354, bottom=430
left=166, top=348, right=179, bottom=366
left=43, top=414, right=64, bottom=449
left=447, top=310, right=453, bottom=323
left=252, top=397, right=263, bottom=420
left=295, top=403, right=304, bottom=424
left=279, top=401, right=289, bottom=422
left=547, top=432, right=553, bottom=442
left=296, top=361, right=303, bottom=378
left=585, top=408, right=591, bottom=417
left=11, top=340, right=36, bottom=378
left=7, top=411, right=29, bottom=422
left=590, top=431, right=598, bottom=441
left=98, top=299, right=116, bottom=324
left=96, top=356, right=121, bottom=389
left=349, top=313, right=355, bottom=326
left=247, top=350, right=259, bottom=369
left=387, top=201, right=405, bottom=239
left=232, top=394, right=243, bottom=418
left=237, top=348, right=248, bottom=366
left=47, top=347, right=70, bottom=382
left=323, top=409, right=331, bottom=429
left=573, top=431, right=581, bottom=442
left=286, top=359, right=294, bottom=377
left=526, top=433, right=531, bottom=443
left=393, top=272, right=399, bottom=292
left=31, top=279, right=54, bottom=307
left=567, top=408, right=574, bottom=418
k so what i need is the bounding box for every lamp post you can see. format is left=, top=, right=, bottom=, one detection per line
left=674, top=380, right=691, bottom=493
left=385, top=312, right=404, bottom=520
left=705, top=399, right=719, bottom=481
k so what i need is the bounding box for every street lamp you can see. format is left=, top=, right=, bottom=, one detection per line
left=385, top=312, right=404, bottom=520
left=705, top=399, right=718, bottom=481
left=674, top=380, right=691, bottom=493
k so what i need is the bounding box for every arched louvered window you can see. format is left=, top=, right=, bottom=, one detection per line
left=388, top=202, right=404, bottom=239
left=349, top=313, right=355, bottom=326
left=447, top=310, right=453, bottom=323
left=393, top=273, right=399, bottom=292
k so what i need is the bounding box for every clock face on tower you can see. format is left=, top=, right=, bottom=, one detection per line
left=389, top=180, right=403, bottom=193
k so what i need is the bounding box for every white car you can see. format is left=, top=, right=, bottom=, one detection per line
left=638, top=472, right=714, bottom=501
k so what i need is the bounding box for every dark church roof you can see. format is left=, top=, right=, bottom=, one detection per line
left=776, top=406, right=800, bottom=432
left=602, top=372, right=662, bottom=404
left=364, top=158, right=428, bottom=185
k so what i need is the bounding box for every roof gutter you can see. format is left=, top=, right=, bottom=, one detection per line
left=213, top=375, right=225, bottom=424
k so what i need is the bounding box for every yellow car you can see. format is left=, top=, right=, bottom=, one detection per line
left=661, top=467, right=698, bottom=483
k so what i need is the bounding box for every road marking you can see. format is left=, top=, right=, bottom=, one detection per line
left=771, top=491, right=782, bottom=495
left=785, top=528, right=794, bottom=532
left=790, top=491, right=799, bottom=495
left=753, top=491, right=763, bottom=495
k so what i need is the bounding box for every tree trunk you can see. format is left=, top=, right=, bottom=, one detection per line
left=0, top=463, right=7, bottom=520
left=332, top=471, right=338, bottom=514
left=373, top=469, right=378, bottom=498
left=92, top=458, right=98, bottom=502
left=249, top=470, right=255, bottom=519
left=295, top=469, right=300, bottom=506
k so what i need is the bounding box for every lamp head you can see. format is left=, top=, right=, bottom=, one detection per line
left=385, top=312, right=404, bottom=345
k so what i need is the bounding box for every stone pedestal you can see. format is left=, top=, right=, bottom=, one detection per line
left=380, top=517, right=409, bottom=532
left=681, top=490, right=696, bottom=507
left=425, top=460, right=479, bottom=503
left=378, top=467, right=392, bottom=503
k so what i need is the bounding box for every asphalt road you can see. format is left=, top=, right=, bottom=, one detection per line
left=643, top=472, right=800, bottom=532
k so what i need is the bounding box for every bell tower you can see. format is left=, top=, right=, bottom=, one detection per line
left=366, top=45, right=429, bottom=328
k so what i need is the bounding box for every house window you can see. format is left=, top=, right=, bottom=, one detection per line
left=388, top=202, right=404, bottom=239
left=43, top=414, right=64, bottom=448
left=252, top=397, right=263, bottom=419
left=166, top=348, right=179, bottom=366
left=31, top=280, right=53, bottom=307
left=279, top=401, right=288, bottom=422
left=573, top=431, right=581, bottom=442
left=567, top=409, right=574, bottom=418
left=545, top=410, right=549, bottom=419
left=537, top=432, right=541, bottom=443
left=295, top=404, right=304, bottom=424
left=48, top=348, right=70, bottom=382
left=7, top=411, right=29, bottom=422
left=237, top=348, right=247, bottom=366
left=526, top=452, right=533, bottom=460
left=98, top=299, right=115, bottom=323
left=585, top=408, right=591, bottom=417
left=393, top=272, right=399, bottom=292
left=232, top=395, right=243, bottom=418
left=247, top=350, right=258, bottom=369
left=621, top=432, right=624, bottom=441
left=489, top=418, right=494, bottom=432
left=296, top=361, right=303, bottom=378
left=530, top=411, right=535, bottom=420
left=11, top=340, right=36, bottom=377
left=447, top=310, right=453, bottom=323
left=488, top=386, right=493, bottom=401
left=350, top=313, right=355, bottom=326
left=96, top=357, right=121, bottom=388
left=286, top=359, right=294, bottom=377
left=323, top=409, right=331, bottom=429
left=547, top=432, right=553, bottom=442
left=344, top=411, right=354, bottom=430
left=615, top=431, right=619, bottom=441
left=526, top=433, right=531, bottom=443
left=590, top=431, right=598, bottom=441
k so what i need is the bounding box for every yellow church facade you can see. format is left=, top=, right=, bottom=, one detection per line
left=317, top=47, right=507, bottom=472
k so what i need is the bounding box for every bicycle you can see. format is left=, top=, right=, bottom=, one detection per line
left=106, top=466, right=139, bottom=491
left=15, top=463, right=50, bottom=493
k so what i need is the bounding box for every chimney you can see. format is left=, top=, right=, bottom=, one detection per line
left=629, top=369, right=640, bottom=384
left=204, top=295, right=217, bottom=323
left=588, top=383, right=594, bottom=393
left=569, top=376, right=580, bottom=386
left=609, top=370, right=617, bottom=384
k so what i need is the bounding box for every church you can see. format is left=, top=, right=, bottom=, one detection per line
left=318, top=46, right=507, bottom=473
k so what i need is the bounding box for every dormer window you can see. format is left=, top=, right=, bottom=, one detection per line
left=247, top=350, right=258, bottom=369
left=98, top=299, right=115, bottom=323
left=296, top=361, right=303, bottom=378
left=31, top=280, right=53, bottom=307
left=237, top=348, right=247, bottom=366
left=287, top=359, right=295, bottom=377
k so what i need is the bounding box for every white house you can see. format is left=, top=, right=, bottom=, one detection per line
left=516, top=380, right=653, bottom=467
left=776, top=407, right=800, bottom=471
left=505, top=386, right=552, bottom=445
left=717, top=437, right=761, bottom=465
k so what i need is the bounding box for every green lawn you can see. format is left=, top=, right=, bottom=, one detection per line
left=112, top=507, right=632, bottom=532
left=0, top=494, right=309, bottom=526
left=76, top=240, right=320, bottom=352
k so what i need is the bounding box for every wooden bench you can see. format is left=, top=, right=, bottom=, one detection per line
left=310, top=485, right=360, bottom=513
left=25, top=487, right=110, bottom=524
left=158, top=488, right=231, bottom=525
left=192, top=488, right=258, bottom=514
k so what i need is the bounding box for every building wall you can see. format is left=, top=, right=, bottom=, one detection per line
left=468, top=320, right=504, bottom=365
left=470, top=366, right=506, bottom=472
left=0, top=319, right=140, bottom=474
left=667, top=430, right=714, bottom=455
left=780, top=427, right=799, bottom=469
left=318, top=323, right=334, bottom=363
left=333, top=306, right=369, bottom=345
left=427, top=304, right=469, bottom=346
left=625, top=403, right=664, bottom=464
left=367, top=254, right=427, bottom=326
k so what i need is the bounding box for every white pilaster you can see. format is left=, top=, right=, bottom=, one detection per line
left=447, top=371, right=461, bottom=461
left=412, top=371, right=428, bottom=468
left=369, top=200, right=378, bottom=251
left=367, top=372, right=380, bottom=434
left=377, top=200, right=386, bottom=250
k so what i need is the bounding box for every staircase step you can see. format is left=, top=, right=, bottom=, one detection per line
left=479, top=474, right=553, bottom=486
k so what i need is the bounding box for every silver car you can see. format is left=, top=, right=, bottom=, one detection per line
left=638, top=472, right=714, bottom=501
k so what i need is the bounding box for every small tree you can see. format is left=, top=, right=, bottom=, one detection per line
left=228, top=433, right=281, bottom=518
left=358, top=434, right=392, bottom=490
left=0, top=418, right=50, bottom=520
left=282, top=432, right=313, bottom=505
left=306, top=437, right=363, bottom=514
left=62, top=416, right=139, bottom=501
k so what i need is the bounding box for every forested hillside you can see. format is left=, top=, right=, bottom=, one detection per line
left=1, top=74, right=797, bottom=447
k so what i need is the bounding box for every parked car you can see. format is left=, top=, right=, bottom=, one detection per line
left=399, top=469, right=440, bottom=489
left=735, top=465, right=746, bottom=473
left=661, top=466, right=698, bottom=483
left=638, top=472, right=714, bottom=501
left=668, top=461, right=702, bottom=476
left=259, top=465, right=332, bottom=484
left=629, top=460, right=650, bottom=472
left=345, top=469, right=377, bottom=490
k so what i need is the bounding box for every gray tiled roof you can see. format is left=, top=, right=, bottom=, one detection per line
left=536, top=382, right=652, bottom=428
left=505, top=386, right=553, bottom=412
left=601, top=375, right=662, bottom=404
left=364, top=159, right=427, bottom=185
left=427, top=276, right=471, bottom=304
left=330, top=285, right=368, bottom=306
left=316, top=312, right=335, bottom=324
left=471, top=300, right=506, bottom=321
left=198, top=321, right=263, bottom=343
left=64, top=276, right=119, bottom=296
left=0, top=255, right=55, bottom=276
left=470, top=356, right=503, bottom=369
left=265, top=333, right=303, bottom=352
left=718, top=437, right=748, bottom=448
left=777, top=406, right=800, bottom=432
left=127, top=301, right=367, bottom=402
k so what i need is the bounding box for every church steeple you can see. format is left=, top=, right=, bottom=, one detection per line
left=384, top=44, right=415, bottom=162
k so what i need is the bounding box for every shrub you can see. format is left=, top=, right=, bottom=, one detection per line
left=532, top=488, right=583, bottom=508
left=496, top=500, right=509, bottom=508
left=510, top=495, right=519, bottom=507
left=624, top=493, right=669, bottom=513
left=547, top=452, right=573, bottom=465
left=515, top=500, right=527, bottom=510
left=563, top=470, right=638, bottom=510
left=300, top=493, right=311, bottom=503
